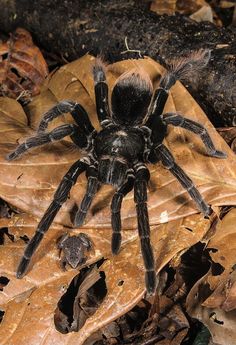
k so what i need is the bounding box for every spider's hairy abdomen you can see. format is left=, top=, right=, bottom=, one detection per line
left=111, top=69, right=153, bottom=126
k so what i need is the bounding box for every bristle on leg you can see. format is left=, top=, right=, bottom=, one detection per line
left=169, top=49, right=211, bottom=81
left=93, top=57, right=107, bottom=84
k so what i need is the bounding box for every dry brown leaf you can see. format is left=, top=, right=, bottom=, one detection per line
left=1, top=54, right=236, bottom=344
left=186, top=208, right=236, bottom=345
left=0, top=55, right=236, bottom=231
left=203, top=208, right=236, bottom=310
left=187, top=274, right=236, bottom=345
left=203, top=271, right=236, bottom=312
left=150, top=0, right=221, bottom=25
left=220, top=1, right=235, bottom=9
left=190, top=5, right=213, bottom=23
left=0, top=211, right=210, bottom=344
left=0, top=28, right=48, bottom=102
left=151, top=0, right=210, bottom=16
left=217, top=127, right=236, bottom=153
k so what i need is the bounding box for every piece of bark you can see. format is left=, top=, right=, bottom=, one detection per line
left=0, top=0, right=235, bottom=126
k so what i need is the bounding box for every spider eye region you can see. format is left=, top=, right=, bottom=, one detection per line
left=111, top=70, right=153, bottom=125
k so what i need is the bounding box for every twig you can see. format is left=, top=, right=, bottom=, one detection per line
left=120, top=36, right=143, bottom=57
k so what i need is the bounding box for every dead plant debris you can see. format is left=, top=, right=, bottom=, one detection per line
left=0, top=54, right=235, bottom=344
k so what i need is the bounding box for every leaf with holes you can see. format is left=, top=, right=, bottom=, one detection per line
left=186, top=208, right=236, bottom=345
left=0, top=55, right=236, bottom=230
left=0, top=28, right=48, bottom=102
left=1, top=54, right=236, bottom=343
left=0, top=211, right=211, bottom=344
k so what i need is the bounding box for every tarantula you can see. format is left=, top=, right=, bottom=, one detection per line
left=7, top=50, right=226, bottom=295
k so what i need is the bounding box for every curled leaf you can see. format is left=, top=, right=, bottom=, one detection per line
left=186, top=208, right=236, bottom=345
left=0, top=211, right=210, bottom=344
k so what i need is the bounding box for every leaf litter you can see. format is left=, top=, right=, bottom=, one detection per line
left=0, top=55, right=236, bottom=228
left=186, top=208, right=236, bottom=345
left=0, top=55, right=236, bottom=344
left=0, top=28, right=48, bottom=103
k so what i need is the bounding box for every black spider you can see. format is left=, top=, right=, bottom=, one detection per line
left=7, top=50, right=226, bottom=295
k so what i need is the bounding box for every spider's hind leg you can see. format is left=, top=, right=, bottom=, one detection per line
left=153, top=144, right=212, bottom=217
left=134, top=163, right=156, bottom=295
left=74, top=164, right=99, bottom=227
left=111, top=170, right=134, bottom=254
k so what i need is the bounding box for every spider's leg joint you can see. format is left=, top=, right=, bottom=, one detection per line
left=186, top=182, right=194, bottom=191
left=80, top=156, right=91, bottom=165
left=140, top=234, right=150, bottom=239
left=100, top=119, right=113, bottom=128
left=37, top=228, right=46, bottom=235
left=164, top=161, right=175, bottom=170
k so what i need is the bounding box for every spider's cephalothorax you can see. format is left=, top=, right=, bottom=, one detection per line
left=8, top=51, right=226, bottom=295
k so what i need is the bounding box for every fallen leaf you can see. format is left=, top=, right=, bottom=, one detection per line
left=0, top=55, right=236, bottom=230
left=0, top=211, right=210, bottom=344
left=0, top=28, right=48, bottom=102
left=186, top=208, right=236, bottom=345
left=150, top=0, right=221, bottom=25
left=151, top=0, right=210, bottom=16
left=217, top=127, right=236, bottom=153
left=187, top=281, right=236, bottom=345
left=190, top=5, right=213, bottom=23
left=1, top=55, right=236, bottom=344
left=203, top=208, right=236, bottom=311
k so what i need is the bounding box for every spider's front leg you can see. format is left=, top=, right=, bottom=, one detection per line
left=93, top=58, right=112, bottom=128
left=134, top=163, right=156, bottom=296
left=16, top=159, right=88, bottom=278
left=162, top=113, right=226, bottom=158
left=37, top=100, right=95, bottom=137
left=152, top=144, right=212, bottom=217
left=7, top=124, right=81, bottom=161
left=7, top=100, right=97, bottom=161
left=145, top=49, right=211, bottom=129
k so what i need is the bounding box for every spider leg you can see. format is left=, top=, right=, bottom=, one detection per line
left=7, top=124, right=84, bottom=161
left=153, top=144, right=212, bottom=217
left=74, top=165, right=99, bottom=227
left=111, top=170, right=134, bottom=254
left=145, top=66, right=178, bottom=130
left=37, top=100, right=95, bottom=137
left=16, top=159, right=88, bottom=278
left=134, top=163, right=156, bottom=295
left=93, top=59, right=111, bottom=128
left=162, top=113, right=226, bottom=158
left=145, top=49, right=210, bottom=129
